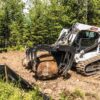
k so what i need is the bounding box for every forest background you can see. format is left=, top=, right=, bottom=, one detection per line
left=0, top=0, right=100, bottom=49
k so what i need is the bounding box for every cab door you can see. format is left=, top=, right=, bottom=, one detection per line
left=73, top=30, right=99, bottom=52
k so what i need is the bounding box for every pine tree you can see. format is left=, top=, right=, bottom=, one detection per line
left=1, top=0, right=25, bottom=47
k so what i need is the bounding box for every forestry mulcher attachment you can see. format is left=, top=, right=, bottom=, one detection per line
left=22, top=23, right=100, bottom=79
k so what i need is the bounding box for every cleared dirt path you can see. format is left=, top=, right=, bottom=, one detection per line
left=0, top=51, right=100, bottom=99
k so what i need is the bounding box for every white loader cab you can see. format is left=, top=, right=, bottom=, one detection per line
left=55, top=23, right=100, bottom=75
left=56, top=23, right=100, bottom=62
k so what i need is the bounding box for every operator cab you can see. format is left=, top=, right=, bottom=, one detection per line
left=73, top=30, right=99, bottom=52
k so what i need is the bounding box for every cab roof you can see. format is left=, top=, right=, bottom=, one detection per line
left=75, top=23, right=100, bottom=33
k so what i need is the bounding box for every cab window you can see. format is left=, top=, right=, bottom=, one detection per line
left=73, top=30, right=99, bottom=50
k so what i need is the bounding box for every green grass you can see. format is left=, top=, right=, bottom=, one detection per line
left=7, top=45, right=25, bottom=51
left=60, top=89, right=85, bottom=100
left=0, top=81, right=43, bottom=100
left=59, top=88, right=100, bottom=100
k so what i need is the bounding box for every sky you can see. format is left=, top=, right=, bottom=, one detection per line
left=22, top=0, right=50, bottom=13
left=22, top=0, right=30, bottom=13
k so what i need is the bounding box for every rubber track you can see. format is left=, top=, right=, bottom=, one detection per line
left=76, top=54, right=100, bottom=76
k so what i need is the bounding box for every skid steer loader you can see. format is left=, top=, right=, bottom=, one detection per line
left=22, top=23, right=100, bottom=79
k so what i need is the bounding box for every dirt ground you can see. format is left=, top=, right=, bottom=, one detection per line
left=0, top=51, right=100, bottom=100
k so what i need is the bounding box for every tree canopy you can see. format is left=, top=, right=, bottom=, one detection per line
left=0, top=0, right=100, bottom=49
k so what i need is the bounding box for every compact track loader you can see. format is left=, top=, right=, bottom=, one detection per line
left=22, top=23, right=100, bottom=79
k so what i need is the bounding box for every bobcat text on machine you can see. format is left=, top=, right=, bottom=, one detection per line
left=22, top=23, right=100, bottom=79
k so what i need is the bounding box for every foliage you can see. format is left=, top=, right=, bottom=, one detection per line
left=0, top=0, right=100, bottom=49
left=0, top=80, right=43, bottom=100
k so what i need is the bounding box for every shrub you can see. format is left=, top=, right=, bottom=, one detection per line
left=0, top=81, right=43, bottom=100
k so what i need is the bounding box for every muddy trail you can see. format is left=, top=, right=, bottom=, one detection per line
left=0, top=51, right=100, bottom=100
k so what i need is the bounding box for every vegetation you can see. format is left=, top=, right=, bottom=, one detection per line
left=60, top=89, right=100, bottom=100
left=60, top=89, right=85, bottom=100
left=0, top=80, right=99, bottom=100
left=0, top=0, right=100, bottom=49
left=0, top=80, right=43, bottom=100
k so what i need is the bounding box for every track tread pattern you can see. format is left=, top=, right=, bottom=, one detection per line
left=76, top=54, right=100, bottom=75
